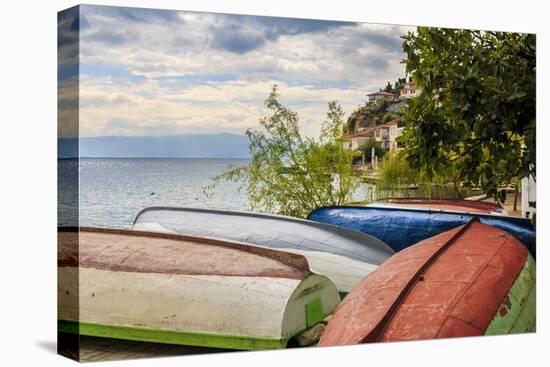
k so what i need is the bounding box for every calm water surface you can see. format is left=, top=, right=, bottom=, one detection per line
left=62, top=158, right=248, bottom=229
left=59, top=158, right=373, bottom=229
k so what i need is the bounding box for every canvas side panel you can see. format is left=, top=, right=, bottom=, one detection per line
left=57, top=5, right=80, bottom=362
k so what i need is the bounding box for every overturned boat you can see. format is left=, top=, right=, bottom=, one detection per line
left=319, top=219, right=536, bottom=346
left=132, top=207, right=395, bottom=294
left=367, top=198, right=506, bottom=215
left=58, top=227, right=341, bottom=350
left=307, top=205, right=536, bottom=258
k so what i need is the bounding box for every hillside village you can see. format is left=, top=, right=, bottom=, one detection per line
left=343, top=78, right=421, bottom=160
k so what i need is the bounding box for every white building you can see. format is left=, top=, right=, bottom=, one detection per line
left=372, top=117, right=405, bottom=152
left=344, top=117, right=405, bottom=153
left=366, top=91, right=397, bottom=104
left=373, top=125, right=390, bottom=150
left=521, top=175, right=536, bottom=219
left=400, top=81, right=421, bottom=99
left=345, top=129, right=374, bottom=151
left=388, top=117, right=405, bottom=151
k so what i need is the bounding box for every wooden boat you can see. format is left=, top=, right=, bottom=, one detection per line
left=58, top=227, right=341, bottom=351
left=132, top=207, right=395, bottom=295
left=367, top=198, right=506, bottom=215
left=319, top=219, right=536, bottom=346
left=307, top=205, right=536, bottom=258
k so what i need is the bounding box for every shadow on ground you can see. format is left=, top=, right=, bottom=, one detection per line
left=35, top=340, right=57, bottom=354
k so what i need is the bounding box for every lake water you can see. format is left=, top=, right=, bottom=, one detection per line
left=59, top=158, right=373, bottom=229
left=58, top=158, right=248, bottom=229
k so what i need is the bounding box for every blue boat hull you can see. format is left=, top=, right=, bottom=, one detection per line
left=307, top=206, right=536, bottom=259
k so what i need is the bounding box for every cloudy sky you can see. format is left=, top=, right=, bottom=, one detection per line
left=59, top=5, right=413, bottom=138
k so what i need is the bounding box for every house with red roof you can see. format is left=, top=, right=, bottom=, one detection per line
left=366, top=91, right=398, bottom=104
left=344, top=117, right=405, bottom=153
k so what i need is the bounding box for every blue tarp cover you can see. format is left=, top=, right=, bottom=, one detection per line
left=307, top=206, right=536, bottom=259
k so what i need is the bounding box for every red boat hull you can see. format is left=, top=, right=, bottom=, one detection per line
left=319, top=219, right=532, bottom=345
left=383, top=199, right=503, bottom=214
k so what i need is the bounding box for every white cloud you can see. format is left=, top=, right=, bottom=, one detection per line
left=79, top=76, right=373, bottom=137
left=71, top=5, right=414, bottom=138
left=79, top=7, right=411, bottom=80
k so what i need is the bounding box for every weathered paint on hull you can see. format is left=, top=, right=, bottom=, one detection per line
left=58, top=228, right=341, bottom=350
left=485, top=254, right=536, bottom=335
left=319, top=219, right=535, bottom=346
left=307, top=206, right=536, bottom=258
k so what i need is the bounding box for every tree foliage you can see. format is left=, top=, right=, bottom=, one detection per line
left=400, top=28, right=536, bottom=202
left=393, top=77, right=407, bottom=96
left=360, top=138, right=385, bottom=160
left=205, top=85, right=359, bottom=218
left=376, top=151, right=464, bottom=200
left=383, top=112, right=400, bottom=123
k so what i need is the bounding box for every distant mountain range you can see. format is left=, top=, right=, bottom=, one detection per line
left=58, top=134, right=251, bottom=158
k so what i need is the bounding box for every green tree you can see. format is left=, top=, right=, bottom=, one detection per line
left=360, top=138, right=385, bottom=160
left=400, top=28, right=536, bottom=202
left=205, top=85, right=360, bottom=218
left=346, top=103, right=370, bottom=133
left=383, top=82, right=393, bottom=93
left=320, top=101, right=346, bottom=142
left=376, top=151, right=463, bottom=200
left=382, top=112, right=400, bottom=123
left=373, top=98, right=389, bottom=113
left=394, top=77, right=406, bottom=95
